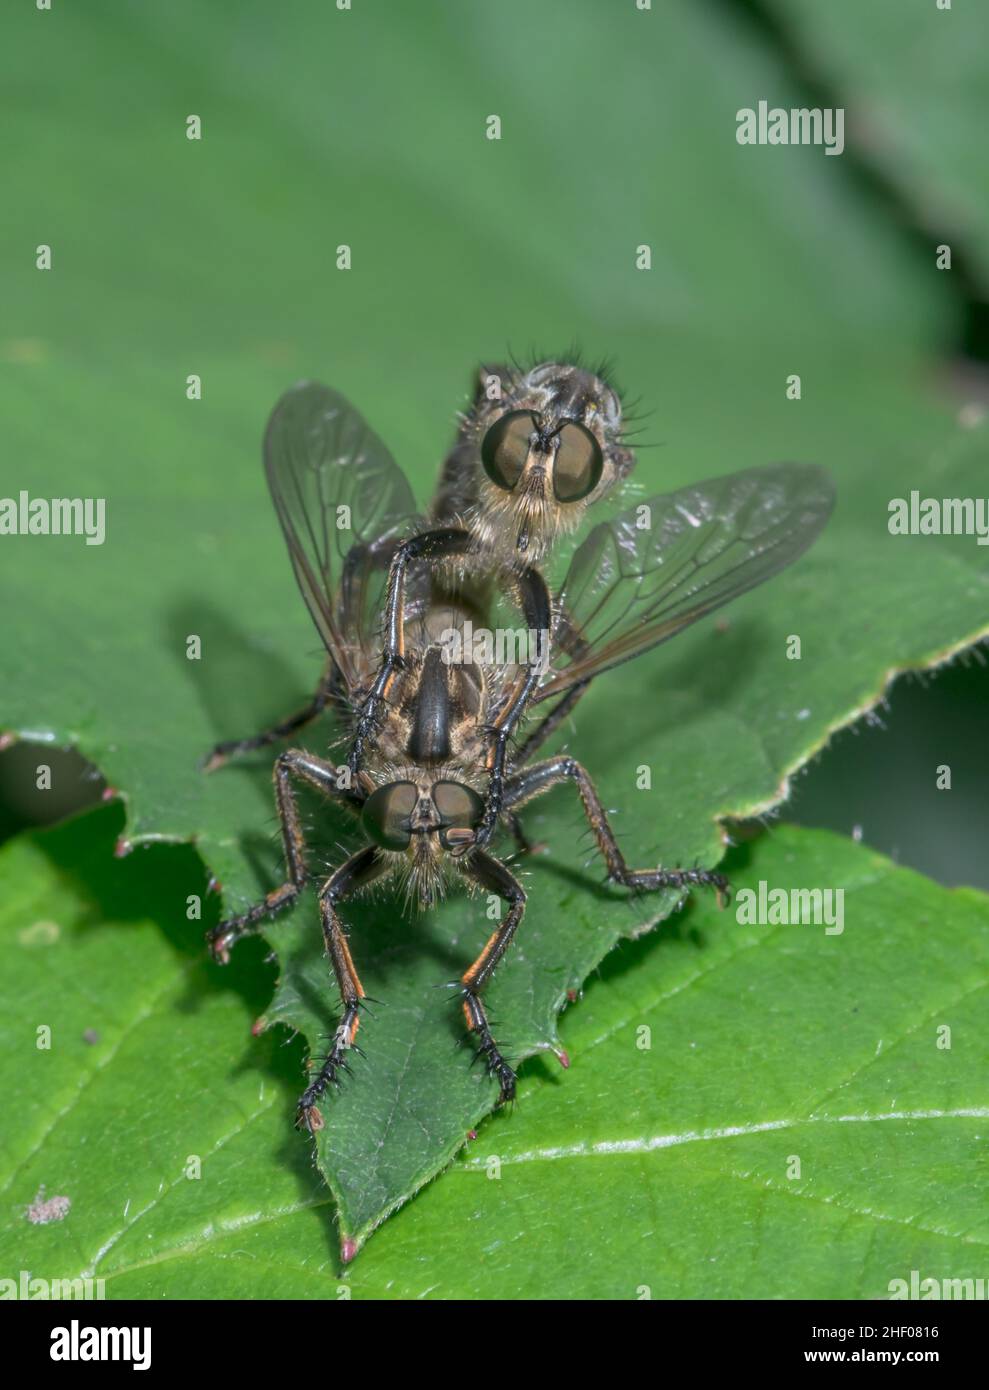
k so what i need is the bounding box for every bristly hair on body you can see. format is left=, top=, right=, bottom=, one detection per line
left=431, top=351, right=639, bottom=570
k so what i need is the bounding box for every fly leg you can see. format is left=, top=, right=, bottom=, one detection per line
left=514, top=678, right=591, bottom=763
left=473, top=563, right=552, bottom=848
left=206, top=749, right=362, bottom=963
left=502, top=680, right=589, bottom=855
left=499, top=611, right=592, bottom=848
left=201, top=671, right=335, bottom=773
left=456, top=850, right=526, bottom=1102
left=347, top=526, right=472, bottom=775
left=202, top=535, right=396, bottom=773
left=503, top=757, right=730, bottom=900
left=296, top=845, right=386, bottom=1132
left=505, top=811, right=540, bottom=860
left=513, top=600, right=594, bottom=765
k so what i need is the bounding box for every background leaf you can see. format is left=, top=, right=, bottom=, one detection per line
left=3, top=816, right=987, bottom=1298
left=764, top=0, right=989, bottom=280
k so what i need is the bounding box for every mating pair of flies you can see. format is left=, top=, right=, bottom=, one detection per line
left=204, top=360, right=835, bottom=1131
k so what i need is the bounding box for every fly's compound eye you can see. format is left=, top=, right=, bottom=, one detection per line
left=361, top=781, right=418, bottom=851
left=480, top=410, right=535, bottom=492
left=432, top=780, right=484, bottom=850
left=553, top=420, right=604, bottom=502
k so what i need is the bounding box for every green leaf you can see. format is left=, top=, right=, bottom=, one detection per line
left=2, top=0, right=988, bottom=1248
left=765, top=0, right=989, bottom=276
left=3, top=817, right=988, bottom=1298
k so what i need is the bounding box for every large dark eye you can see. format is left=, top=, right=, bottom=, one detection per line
left=361, top=782, right=417, bottom=851
left=553, top=421, right=603, bottom=502
left=481, top=411, right=535, bottom=492
left=433, top=780, right=484, bottom=848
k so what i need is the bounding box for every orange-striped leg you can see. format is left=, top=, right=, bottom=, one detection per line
left=457, top=849, right=526, bottom=1101
left=206, top=748, right=361, bottom=963
left=296, top=845, right=386, bottom=1132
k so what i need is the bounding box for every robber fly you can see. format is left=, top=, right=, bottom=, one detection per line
left=424, top=358, right=643, bottom=824
left=204, top=378, right=835, bottom=1130
left=430, top=358, right=636, bottom=568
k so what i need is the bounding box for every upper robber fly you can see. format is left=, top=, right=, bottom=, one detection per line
left=202, top=361, right=633, bottom=776
left=430, top=360, right=636, bottom=569
left=339, top=358, right=638, bottom=833
left=204, top=378, right=835, bottom=1136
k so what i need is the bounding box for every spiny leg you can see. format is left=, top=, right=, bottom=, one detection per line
left=206, top=748, right=361, bottom=963
left=503, top=756, right=730, bottom=900
left=297, top=845, right=386, bottom=1131
left=347, top=526, right=472, bottom=775
left=457, top=850, right=526, bottom=1102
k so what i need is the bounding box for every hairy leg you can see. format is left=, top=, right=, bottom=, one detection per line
left=296, top=844, right=387, bottom=1132
left=456, top=849, right=527, bottom=1101
left=503, top=756, right=730, bottom=900
left=206, top=748, right=361, bottom=962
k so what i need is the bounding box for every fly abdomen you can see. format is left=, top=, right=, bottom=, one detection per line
left=407, top=646, right=451, bottom=764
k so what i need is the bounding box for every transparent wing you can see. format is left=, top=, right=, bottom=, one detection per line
left=264, top=380, right=420, bottom=691
left=534, top=462, right=835, bottom=701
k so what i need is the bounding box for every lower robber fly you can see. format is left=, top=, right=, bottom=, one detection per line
left=203, top=378, right=835, bottom=1130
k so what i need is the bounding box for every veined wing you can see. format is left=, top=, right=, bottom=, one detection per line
left=264, top=380, right=420, bottom=691
left=534, top=462, right=835, bottom=701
